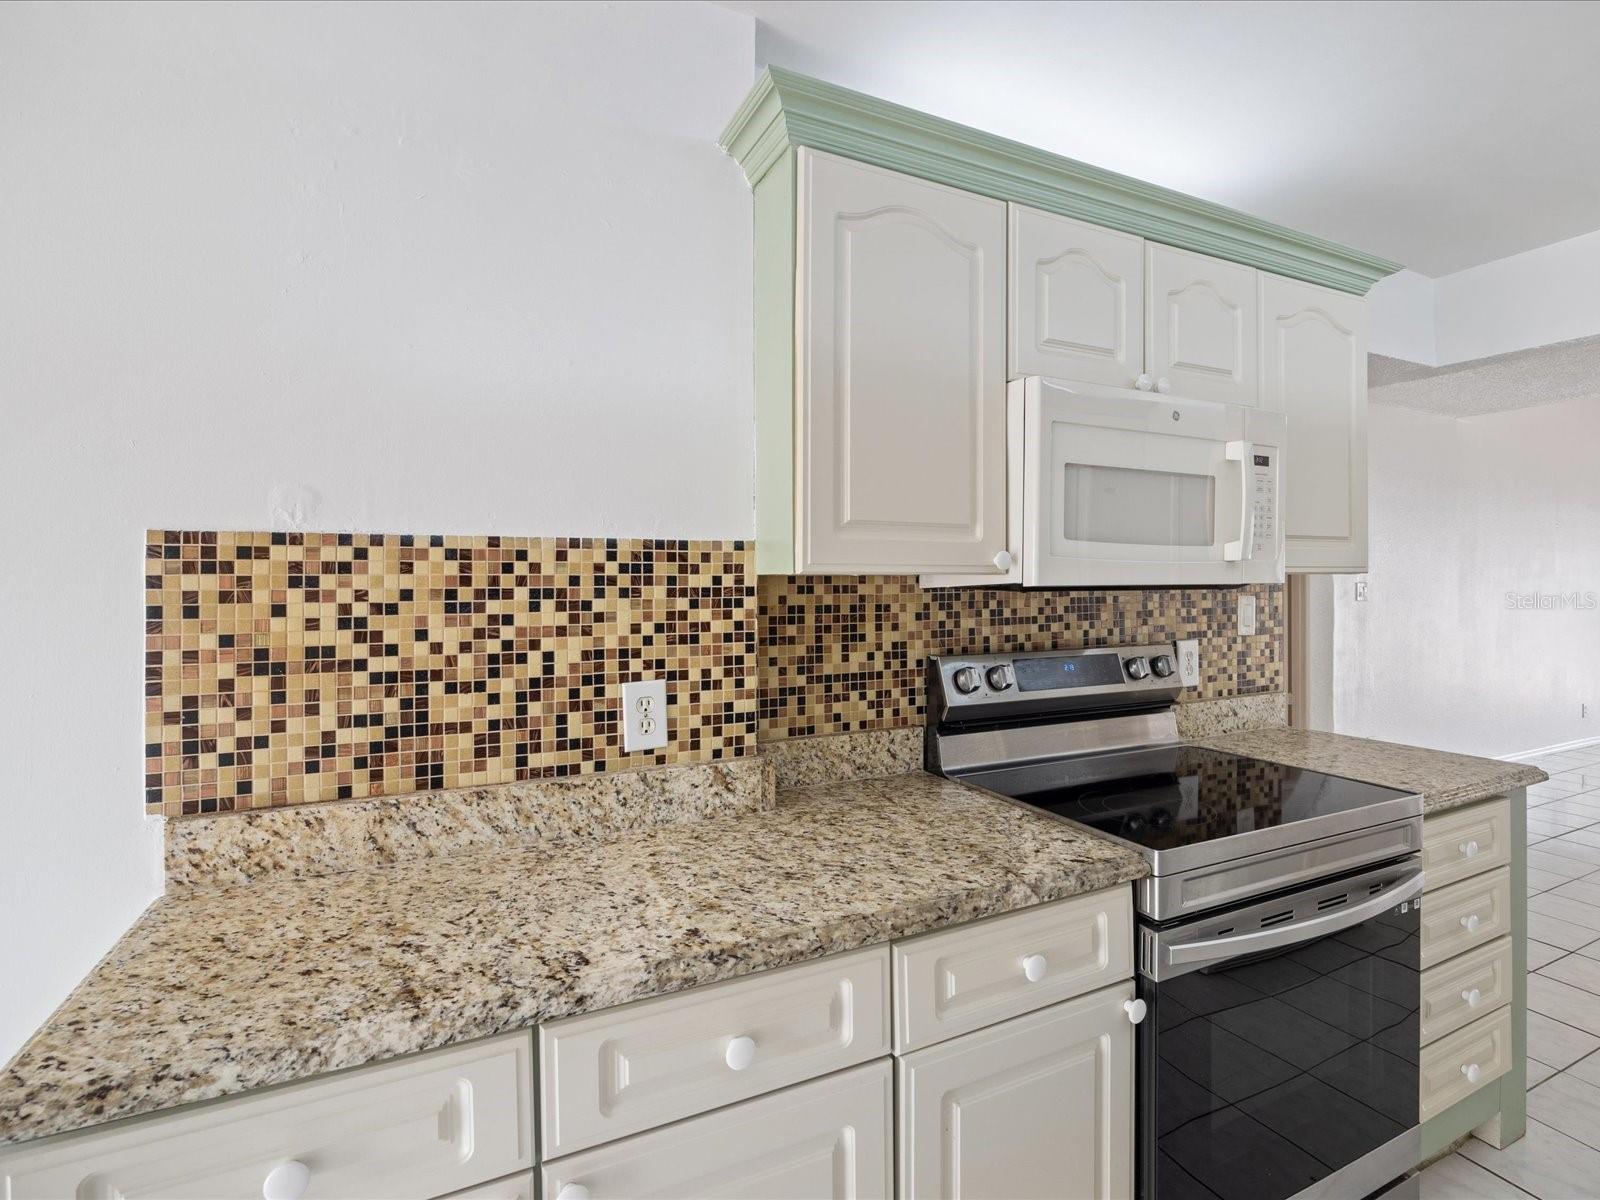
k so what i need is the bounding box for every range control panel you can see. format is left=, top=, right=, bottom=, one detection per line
left=1249, top=451, right=1279, bottom=558
left=930, top=643, right=1185, bottom=724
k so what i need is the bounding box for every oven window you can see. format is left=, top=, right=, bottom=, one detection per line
left=1063, top=463, right=1215, bottom=546
left=1138, top=903, right=1420, bottom=1200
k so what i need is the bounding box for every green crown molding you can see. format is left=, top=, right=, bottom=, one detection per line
left=720, top=67, right=1403, bottom=296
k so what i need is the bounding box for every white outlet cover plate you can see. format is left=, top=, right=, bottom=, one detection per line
left=621, top=679, right=668, bottom=752
left=1238, top=595, right=1258, bottom=636
left=1175, top=639, right=1202, bottom=689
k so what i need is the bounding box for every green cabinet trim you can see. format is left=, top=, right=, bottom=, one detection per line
left=721, top=68, right=1402, bottom=297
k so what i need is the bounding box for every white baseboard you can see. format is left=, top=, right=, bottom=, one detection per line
left=1501, top=735, right=1600, bottom=762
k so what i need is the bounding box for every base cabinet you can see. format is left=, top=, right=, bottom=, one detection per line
left=897, top=981, right=1135, bottom=1200
left=541, top=1060, right=893, bottom=1200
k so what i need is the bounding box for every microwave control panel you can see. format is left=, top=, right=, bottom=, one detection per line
left=1250, top=451, right=1278, bottom=556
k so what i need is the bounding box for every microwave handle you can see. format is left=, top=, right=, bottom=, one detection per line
left=1223, top=441, right=1252, bottom=561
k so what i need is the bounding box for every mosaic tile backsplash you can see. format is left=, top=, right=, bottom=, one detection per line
left=757, top=576, right=1284, bottom=740
left=145, top=530, right=1283, bottom=816
left=145, top=532, right=756, bottom=816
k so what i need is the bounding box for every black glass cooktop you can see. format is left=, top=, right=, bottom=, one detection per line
left=966, top=745, right=1414, bottom=854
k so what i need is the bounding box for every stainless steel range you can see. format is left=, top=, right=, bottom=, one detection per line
left=926, top=643, right=1425, bottom=1200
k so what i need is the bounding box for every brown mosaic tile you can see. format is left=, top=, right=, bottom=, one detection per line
left=145, top=532, right=757, bottom=816
left=758, top=577, right=1284, bottom=740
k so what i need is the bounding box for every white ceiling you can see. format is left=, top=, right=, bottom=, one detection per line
left=720, top=0, right=1600, bottom=276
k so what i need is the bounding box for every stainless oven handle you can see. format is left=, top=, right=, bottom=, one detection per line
left=1165, top=868, right=1425, bottom=969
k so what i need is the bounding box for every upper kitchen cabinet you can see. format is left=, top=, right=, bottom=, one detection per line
left=1146, top=243, right=1259, bottom=406
left=795, top=150, right=1008, bottom=575
left=1010, top=206, right=1145, bottom=387
left=1259, top=274, right=1369, bottom=572
left=721, top=68, right=1400, bottom=575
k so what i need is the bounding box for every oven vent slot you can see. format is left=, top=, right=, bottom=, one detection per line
left=1369, top=882, right=1388, bottom=894
left=1317, top=893, right=1350, bottom=911
left=1258, top=909, right=1296, bottom=929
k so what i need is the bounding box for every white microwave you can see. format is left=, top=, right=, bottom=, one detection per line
left=927, top=376, right=1286, bottom=588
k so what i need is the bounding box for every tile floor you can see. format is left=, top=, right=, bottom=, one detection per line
left=1419, top=744, right=1600, bottom=1199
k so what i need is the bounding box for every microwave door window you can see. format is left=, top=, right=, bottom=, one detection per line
left=1063, top=463, right=1215, bottom=548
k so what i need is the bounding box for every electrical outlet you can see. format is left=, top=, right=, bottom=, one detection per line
left=1175, top=639, right=1201, bottom=688
left=1238, top=594, right=1257, bottom=636
left=1355, top=579, right=1370, bottom=602
left=621, top=679, right=668, bottom=752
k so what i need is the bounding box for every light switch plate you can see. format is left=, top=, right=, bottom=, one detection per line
left=621, top=679, right=668, bottom=752
left=1175, top=639, right=1201, bottom=688
left=1238, top=594, right=1258, bottom=636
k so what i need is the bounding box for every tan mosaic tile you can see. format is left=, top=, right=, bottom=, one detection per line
left=758, top=577, right=1285, bottom=740
left=145, top=532, right=757, bottom=816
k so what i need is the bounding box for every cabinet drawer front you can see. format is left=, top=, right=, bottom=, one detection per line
left=1420, top=937, right=1514, bottom=1045
left=1419, top=1005, right=1513, bottom=1123
left=542, top=1060, right=892, bottom=1200
left=440, top=1172, right=536, bottom=1200
left=0, top=1033, right=533, bottom=1200
left=894, top=889, right=1133, bottom=1053
left=1420, top=867, right=1511, bottom=968
left=1422, top=798, right=1512, bottom=892
left=540, top=944, right=891, bottom=1157
left=897, top=982, right=1135, bottom=1200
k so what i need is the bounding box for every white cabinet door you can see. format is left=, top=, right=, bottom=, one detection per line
left=542, top=1060, right=893, bottom=1200
left=898, top=982, right=1135, bottom=1200
left=1010, top=206, right=1145, bottom=387
left=799, top=149, right=1008, bottom=574
left=1259, top=273, right=1369, bottom=572
left=1145, top=243, right=1258, bottom=405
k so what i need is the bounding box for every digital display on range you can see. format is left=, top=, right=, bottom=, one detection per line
left=1014, top=654, right=1125, bottom=692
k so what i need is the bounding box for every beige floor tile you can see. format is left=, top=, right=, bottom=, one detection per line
left=1529, top=940, right=1569, bottom=971
left=1528, top=1057, right=1559, bottom=1089
left=1553, top=878, right=1600, bottom=907
left=1530, top=867, right=1571, bottom=895
left=1530, top=975, right=1600, bottom=1035
left=1530, top=838, right=1600, bottom=868
left=1528, top=849, right=1600, bottom=880
left=1527, top=1070, right=1600, bottom=1152
left=1528, top=910, right=1600, bottom=951
left=1418, top=1152, right=1536, bottom=1198
left=1461, top=1118, right=1600, bottom=1197
left=1528, top=1010, right=1600, bottom=1067
left=1541, top=953, right=1600, bottom=997
left=1531, top=893, right=1600, bottom=933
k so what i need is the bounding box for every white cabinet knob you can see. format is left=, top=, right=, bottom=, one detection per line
left=1461, top=914, right=1481, bottom=933
left=1461, top=1063, right=1482, bottom=1085
left=557, top=1186, right=592, bottom=1200
left=1156, top=377, right=1172, bottom=394
left=262, top=1161, right=311, bottom=1200
left=1459, top=840, right=1480, bottom=858
left=1021, top=954, right=1047, bottom=983
left=724, top=1035, right=756, bottom=1071
left=1124, top=998, right=1148, bottom=1025
left=1134, top=374, right=1155, bottom=391
left=993, top=549, right=1014, bottom=572
left=1462, top=988, right=1482, bottom=1008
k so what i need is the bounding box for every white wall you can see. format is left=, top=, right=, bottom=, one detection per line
left=1436, top=229, right=1600, bottom=364
left=0, top=0, right=755, bottom=1064
left=1367, top=231, right=1600, bottom=368
left=1365, top=270, right=1438, bottom=365
left=1332, top=401, right=1600, bottom=756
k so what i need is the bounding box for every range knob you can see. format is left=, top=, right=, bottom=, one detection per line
left=952, top=666, right=983, bottom=695
left=1150, top=654, right=1175, bottom=678
left=1124, top=656, right=1151, bottom=681
left=986, top=664, right=1014, bottom=692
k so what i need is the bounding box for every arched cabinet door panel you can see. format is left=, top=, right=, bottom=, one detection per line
left=1009, top=205, right=1145, bottom=388
left=1146, top=242, right=1259, bottom=406
left=799, top=149, right=1008, bottom=574
left=1259, top=273, right=1368, bottom=572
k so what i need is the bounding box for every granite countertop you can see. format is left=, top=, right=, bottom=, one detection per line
left=0, top=771, right=1147, bottom=1149
left=1194, top=726, right=1547, bottom=812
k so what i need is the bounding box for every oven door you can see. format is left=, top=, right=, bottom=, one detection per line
left=1137, top=858, right=1423, bottom=1200
left=1020, top=377, right=1284, bottom=588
